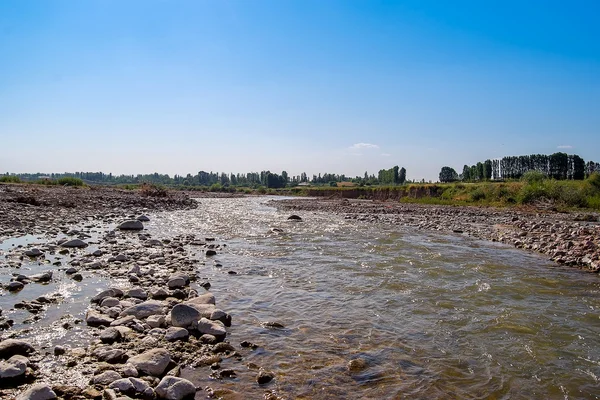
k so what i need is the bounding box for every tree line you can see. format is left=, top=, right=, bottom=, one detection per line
left=5, top=165, right=410, bottom=188
left=439, top=152, right=600, bottom=183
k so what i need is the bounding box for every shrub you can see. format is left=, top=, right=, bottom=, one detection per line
left=521, top=170, right=547, bottom=184
left=0, top=175, right=21, bottom=183
left=57, top=177, right=84, bottom=186
left=140, top=183, right=168, bottom=197
left=587, top=172, right=600, bottom=193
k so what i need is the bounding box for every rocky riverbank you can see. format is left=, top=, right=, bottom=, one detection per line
left=0, top=185, right=280, bottom=399
left=271, top=198, right=600, bottom=273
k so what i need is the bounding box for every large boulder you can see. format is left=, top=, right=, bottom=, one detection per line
left=129, top=348, right=171, bottom=377
left=119, top=300, right=166, bottom=319
left=0, top=339, right=35, bottom=359
left=16, top=383, right=57, bottom=400
left=155, top=376, right=196, bottom=400
left=118, top=220, right=144, bottom=231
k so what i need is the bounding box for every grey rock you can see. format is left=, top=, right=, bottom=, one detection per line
left=167, top=277, right=186, bottom=289
left=93, top=370, right=122, bottom=385
left=165, top=327, right=189, bottom=342
left=108, top=378, right=135, bottom=395
left=127, top=287, right=148, bottom=300
left=29, top=271, right=53, bottom=282
left=92, top=288, right=124, bottom=304
left=16, top=383, right=57, bottom=400
left=155, top=376, right=196, bottom=400
left=129, top=348, right=171, bottom=377
left=92, top=347, right=128, bottom=364
left=120, top=300, right=166, bottom=320
left=100, top=297, right=121, bottom=308
left=0, top=339, right=35, bottom=359
left=86, top=310, right=114, bottom=327
left=146, top=315, right=166, bottom=328
left=137, top=215, right=150, bottom=222
left=195, top=318, right=226, bottom=337
left=0, top=354, right=28, bottom=379
left=170, top=304, right=201, bottom=328
left=100, top=327, right=122, bottom=344
left=7, top=281, right=25, bottom=291
left=257, top=369, right=275, bottom=384
left=118, top=220, right=144, bottom=231
left=24, top=248, right=43, bottom=257
left=61, top=239, right=88, bottom=248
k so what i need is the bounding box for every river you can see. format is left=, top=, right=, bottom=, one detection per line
left=150, top=197, right=600, bottom=399
left=1, top=196, right=598, bottom=399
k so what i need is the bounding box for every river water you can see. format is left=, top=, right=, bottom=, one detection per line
left=150, top=197, right=599, bottom=399
left=1, top=196, right=599, bottom=399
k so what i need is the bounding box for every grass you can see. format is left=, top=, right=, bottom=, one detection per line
left=0, top=175, right=21, bottom=183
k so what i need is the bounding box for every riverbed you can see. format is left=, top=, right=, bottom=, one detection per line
left=1, top=195, right=599, bottom=399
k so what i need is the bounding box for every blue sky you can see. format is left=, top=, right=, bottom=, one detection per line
left=0, top=0, right=598, bottom=181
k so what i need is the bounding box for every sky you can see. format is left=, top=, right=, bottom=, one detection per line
left=0, top=0, right=598, bottom=182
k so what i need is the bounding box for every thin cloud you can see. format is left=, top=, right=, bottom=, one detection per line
left=381, top=153, right=391, bottom=157
left=557, top=145, right=573, bottom=149
left=349, top=143, right=379, bottom=150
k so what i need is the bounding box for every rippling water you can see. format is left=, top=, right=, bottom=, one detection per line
left=146, top=197, right=600, bottom=400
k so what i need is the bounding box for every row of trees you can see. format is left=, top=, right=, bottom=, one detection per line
left=440, top=153, right=600, bottom=183
left=7, top=166, right=410, bottom=189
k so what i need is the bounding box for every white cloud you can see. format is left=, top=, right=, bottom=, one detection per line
left=349, top=143, right=379, bottom=150
left=557, top=145, right=573, bottom=149
left=380, top=153, right=391, bottom=157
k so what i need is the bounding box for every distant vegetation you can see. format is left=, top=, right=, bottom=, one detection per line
left=3, top=152, right=600, bottom=210
left=439, top=152, right=599, bottom=183
left=2, top=165, right=409, bottom=189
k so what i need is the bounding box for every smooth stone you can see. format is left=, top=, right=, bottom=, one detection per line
left=195, top=318, right=226, bottom=337
left=287, top=215, right=302, bottom=221
left=185, top=293, right=215, bottom=306
left=129, top=348, right=171, bottom=377
left=61, top=239, right=88, bottom=248
left=7, top=281, right=25, bottom=291
left=118, top=220, right=144, bottom=231
left=93, top=370, right=122, bottom=385
left=0, top=354, right=28, bottom=379
left=257, top=370, right=275, bottom=384
left=167, top=277, right=186, bottom=289
left=165, top=327, right=189, bottom=342
left=137, top=215, right=150, bottom=222
left=65, top=267, right=78, bottom=274
left=119, top=300, right=166, bottom=319
left=155, top=376, right=196, bottom=400
left=86, top=310, right=114, bottom=327
left=29, top=271, right=52, bottom=282
left=16, top=383, right=57, bottom=400
left=110, top=315, right=136, bottom=326
left=100, top=297, right=121, bottom=308
left=127, top=288, right=148, bottom=300
left=150, top=288, right=170, bottom=300
left=92, top=288, right=124, bottom=304
left=92, top=347, right=128, bottom=364
left=108, top=378, right=135, bottom=395
left=170, top=304, right=201, bottom=328
left=0, top=339, right=35, bottom=359
left=146, top=315, right=166, bottom=328
left=24, top=248, right=43, bottom=257
left=100, top=327, right=122, bottom=344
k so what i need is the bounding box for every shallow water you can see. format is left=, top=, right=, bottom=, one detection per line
left=1, top=197, right=598, bottom=399
left=148, top=197, right=600, bottom=399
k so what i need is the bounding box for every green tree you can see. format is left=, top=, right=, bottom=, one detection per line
left=439, top=166, right=459, bottom=183
left=398, top=167, right=406, bottom=184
